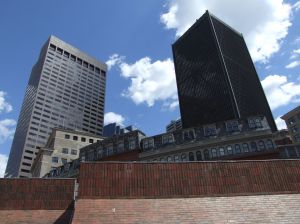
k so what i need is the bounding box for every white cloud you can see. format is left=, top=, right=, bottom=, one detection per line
left=169, top=100, right=179, bottom=110
left=275, top=116, right=287, bottom=130
left=290, top=48, right=300, bottom=59
left=0, top=119, right=16, bottom=144
left=106, top=54, right=125, bottom=70
left=160, top=0, right=292, bottom=63
left=0, top=153, right=8, bottom=178
left=108, top=54, right=178, bottom=108
left=162, top=100, right=179, bottom=111
left=0, top=91, right=13, bottom=113
left=261, top=74, right=300, bottom=110
left=104, top=112, right=125, bottom=126
left=293, top=1, right=300, bottom=11
left=285, top=60, right=300, bottom=68
left=265, top=65, right=271, bottom=70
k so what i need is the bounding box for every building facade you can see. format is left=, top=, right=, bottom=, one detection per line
left=5, top=36, right=107, bottom=178
left=44, top=130, right=145, bottom=178
left=103, top=123, right=136, bottom=137
left=172, top=11, right=277, bottom=132
left=46, top=115, right=286, bottom=179
left=140, top=116, right=275, bottom=162
left=31, top=128, right=103, bottom=177
left=281, top=106, right=300, bottom=143
left=166, top=118, right=182, bottom=132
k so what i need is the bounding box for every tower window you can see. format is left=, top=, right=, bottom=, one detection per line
left=77, top=58, right=82, bottom=65
left=49, top=44, right=56, bottom=51
left=63, top=51, right=70, bottom=58
left=57, top=48, right=63, bottom=55
left=83, top=61, right=88, bottom=68
left=71, top=54, right=76, bottom=61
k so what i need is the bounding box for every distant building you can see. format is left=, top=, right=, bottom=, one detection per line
left=281, top=106, right=300, bottom=143
left=166, top=118, right=182, bottom=132
left=103, top=122, right=137, bottom=137
left=172, top=11, right=277, bottom=132
left=31, top=128, right=103, bottom=177
left=5, top=35, right=107, bottom=178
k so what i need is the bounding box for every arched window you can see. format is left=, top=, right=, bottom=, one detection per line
left=227, top=145, right=233, bottom=155
left=167, top=156, right=172, bottom=162
left=211, top=148, right=217, bottom=158
left=219, top=147, right=225, bottom=156
left=204, top=149, right=210, bottom=160
left=258, top=140, right=265, bottom=151
left=189, top=152, right=195, bottom=161
left=181, top=153, right=187, bottom=161
left=242, top=143, right=249, bottom=153
left=235, top=144, right=241, bottom=154
left=196, top=151, right=202, bottom=161
left=250, top=141, right=257, bottom=152
left=266, top=139, right=274, bottom=150
left=174, top=155, right=180, bottom=162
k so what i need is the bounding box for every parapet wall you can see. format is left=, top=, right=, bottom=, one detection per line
left=0, top=178, right=75, bottom=210
left=78, top=160, right=300, bottom=198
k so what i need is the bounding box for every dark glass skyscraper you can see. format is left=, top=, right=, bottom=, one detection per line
left=172, top=11, right=277, bottom=132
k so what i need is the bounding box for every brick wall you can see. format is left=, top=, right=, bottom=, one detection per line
left=73, top=194, right=300, bottom=224
left=0, top=210, right=74, bottom=224
left=78, top=160, right=300, bottom=198
left=0, top=178, right=75, bottom=210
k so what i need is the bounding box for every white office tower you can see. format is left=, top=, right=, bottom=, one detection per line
left=5, top=36, right=107, bottom=177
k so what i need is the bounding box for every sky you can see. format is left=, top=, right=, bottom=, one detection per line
left=0, top=0, right=300, bottom=177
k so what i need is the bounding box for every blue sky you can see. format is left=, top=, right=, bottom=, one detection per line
left=0, top=0, right=300, bottom=176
